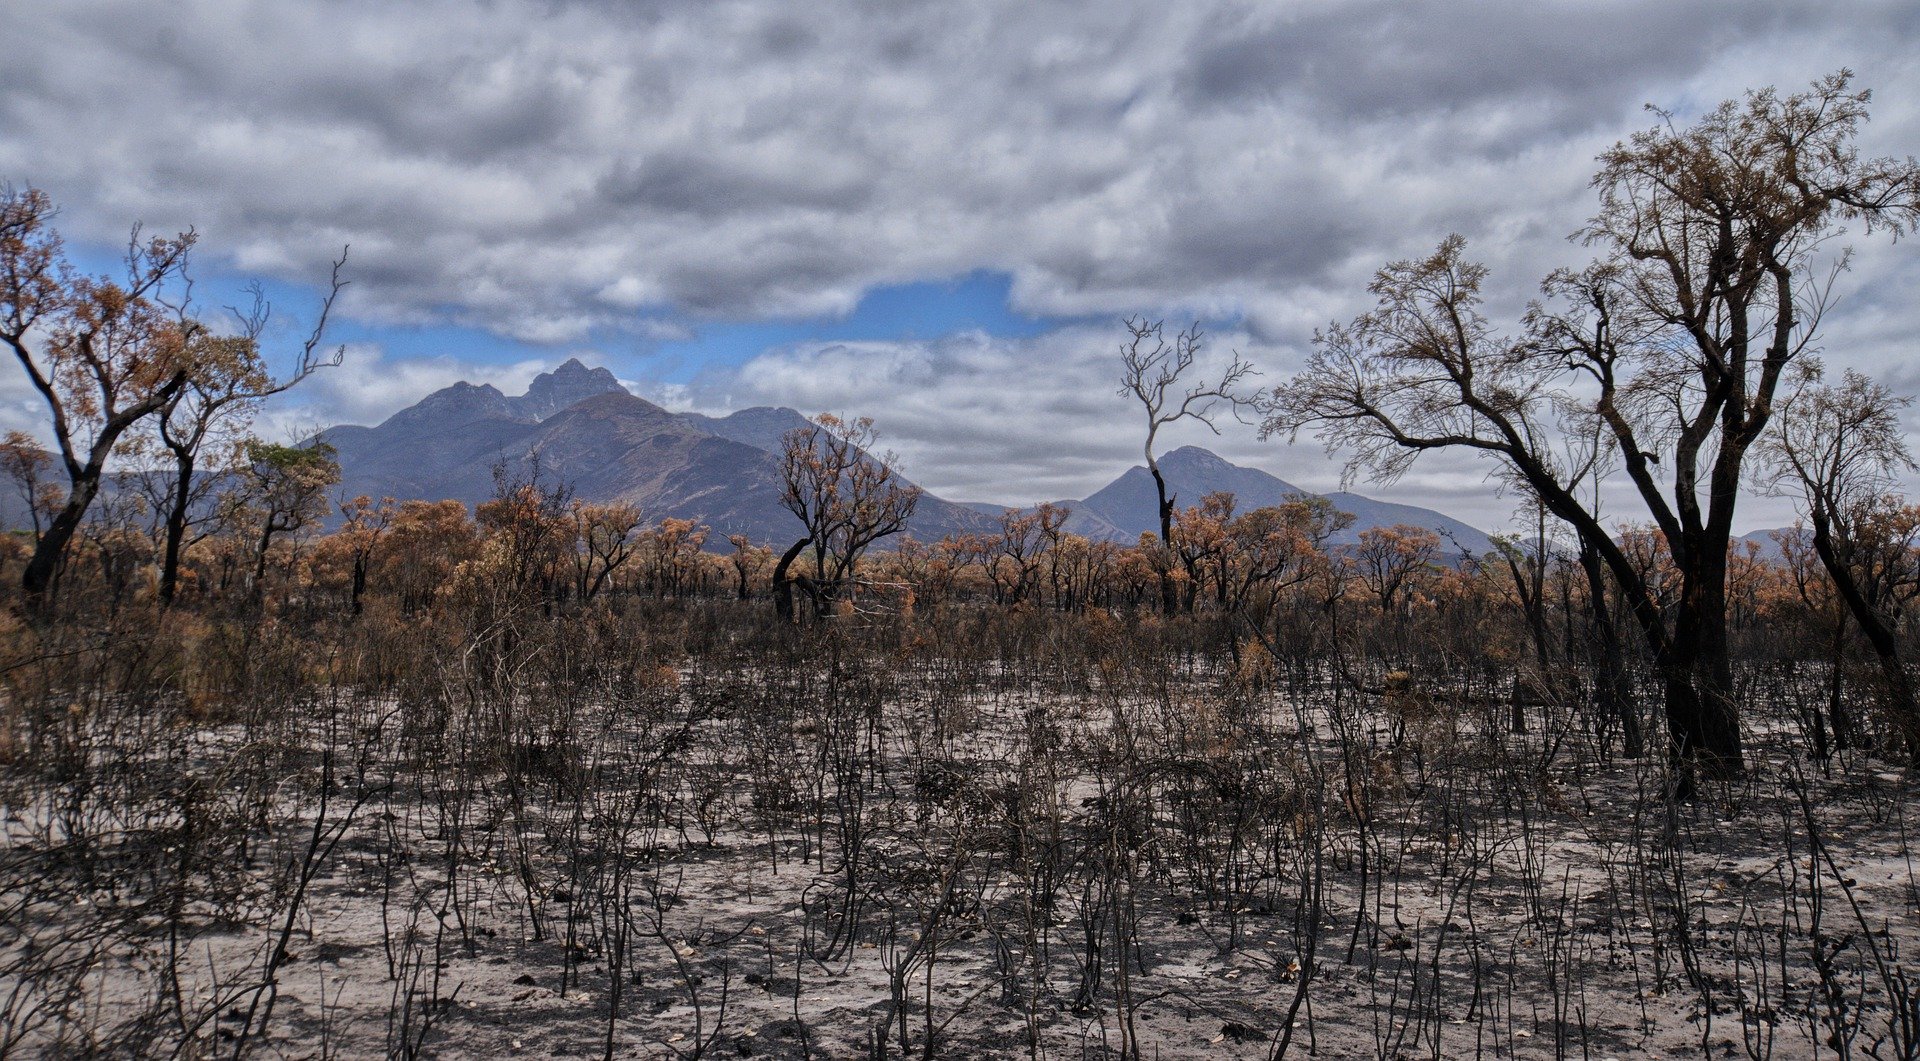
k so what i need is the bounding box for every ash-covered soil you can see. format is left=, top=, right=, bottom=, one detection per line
left=5, top=649, right=1918, bottom=1059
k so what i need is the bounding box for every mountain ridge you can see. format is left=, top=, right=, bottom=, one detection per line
left=311, top=361, right=1499, bottom=554
left=319, top=362, right=994, bottom=544
left=0, top=378, right=1807, bottom=564
left=1052, top=445, right=1497, bottom=556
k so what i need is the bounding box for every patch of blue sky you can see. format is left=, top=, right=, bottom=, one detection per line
left=59, top=238, right=1167, bottom=384
left=643, top=270, right=1068, bottom=383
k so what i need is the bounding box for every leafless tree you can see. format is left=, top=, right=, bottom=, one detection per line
left=1118, top=318, right=1255, bottom=614
left=147, top=263, right=347, bottom=605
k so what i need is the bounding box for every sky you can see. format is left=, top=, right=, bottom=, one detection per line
left=3, top=0, right=1919, bottom=532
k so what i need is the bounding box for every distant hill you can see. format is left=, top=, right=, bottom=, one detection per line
left=955, top=500, right=1016, bottom=518
left=678, top=405, right=818, bottom=457
left=1740, top=527, right=1799, bottom=565
left=318, top=358, right=994, bottom=545
left=1057, top=446, right=1496, bottom=556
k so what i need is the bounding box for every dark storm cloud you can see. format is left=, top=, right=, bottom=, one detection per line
left=1182, top=2, right=1758, bottom=121
left=598, top=152, right=877, bottom=219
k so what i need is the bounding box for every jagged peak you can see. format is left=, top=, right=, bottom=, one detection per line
left=523, top=358, right=621, bottom=391
left=514, top=359, right=630, bottom=420
left=444, top=380, right=506, bottom=396
left=537, top=356, right=611, bottom=383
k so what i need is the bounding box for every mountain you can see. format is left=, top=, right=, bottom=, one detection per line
left=6, top=361, right=1495, bottom=558
left=1, top=356, right=1755, bottom=565
left=679, top=406, right=815, bottom=456
left=318, top=359, right=993, bottom=545
left=0, top=388, right=1797, bottom=571
left=1740, top=527, right=1797, bottom=565
left=1072, top=447, right=1299, bottom=538
left=494, top=391, right=797, bottom=541
left=513, top=359, right=627, bottom=421
left=956, top=500, right=1017, bottom=517
left=1321, top=491, right=1496, bottom=555
left=1061, top=446, right=1496, bottom=556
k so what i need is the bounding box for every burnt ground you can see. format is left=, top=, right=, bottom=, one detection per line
left=4, top=652, right=1918, bottom=1059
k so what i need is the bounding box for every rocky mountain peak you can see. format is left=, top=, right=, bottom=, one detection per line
left=514, top=358, right=629, bottom=421
left=377, top=380, right=511, bottom=432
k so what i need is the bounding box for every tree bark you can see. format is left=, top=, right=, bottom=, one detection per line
left=1670, top=540, right=1745, bottom=781
left=771, top=537, right=809, bottom=623
left=1149, top=463, right=1177, bottom=616
left=1810, top=516, right=1920, bottom=763
left=18, top=369, right=187, bottom=608
left=249, top=520, right=278, bottom=607
left=21, top=478, right=99, bottom=604
left=349, top=552, right=368, bottom=616
left=158, top=451, right=196, bottom=605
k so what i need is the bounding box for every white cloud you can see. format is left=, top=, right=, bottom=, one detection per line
left=3, top=0, right=1918, bottom=533
left=682, top=324, right=1346, bottom=510
left=247, top=346, right=559, bottom=442
left=7, top=0, right=1916, bottom=337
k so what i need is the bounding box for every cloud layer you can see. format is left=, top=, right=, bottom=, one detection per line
left=4, top=0, right=1918, bottom=529
left=11, top=1, right=1915, bottom=332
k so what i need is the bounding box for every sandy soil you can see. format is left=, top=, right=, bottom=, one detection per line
left=6, top=665, right=1919, bottom=1059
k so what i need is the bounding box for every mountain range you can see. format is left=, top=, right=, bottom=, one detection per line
left=313, top=358, right=1496, bottom=554
left=318, top=359, right=993, bottom=544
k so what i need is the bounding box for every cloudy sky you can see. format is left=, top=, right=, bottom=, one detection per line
left=4, top=0, right=1919, bottom=531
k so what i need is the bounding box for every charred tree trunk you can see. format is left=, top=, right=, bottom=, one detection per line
left=349, top=551, right=368, bottom=616
left=1579, top=544, right=1640, bottom=758
left=249, top=520, right=279, bottom=607
left=1810, top=516, right=1920, bottom=764
left=1653, top=632, right=1741, bottom=794
left=772, top=537, right=809, bottom=623
left=1686, top=557, right=1746, bottom=779
left=20, top=370, right=187, bottom=608
left=1149, top=463, right=1177, bottom=617
left=158, top=450, right=196, bottom=605
left=21, top=478, right=98, bottom=605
